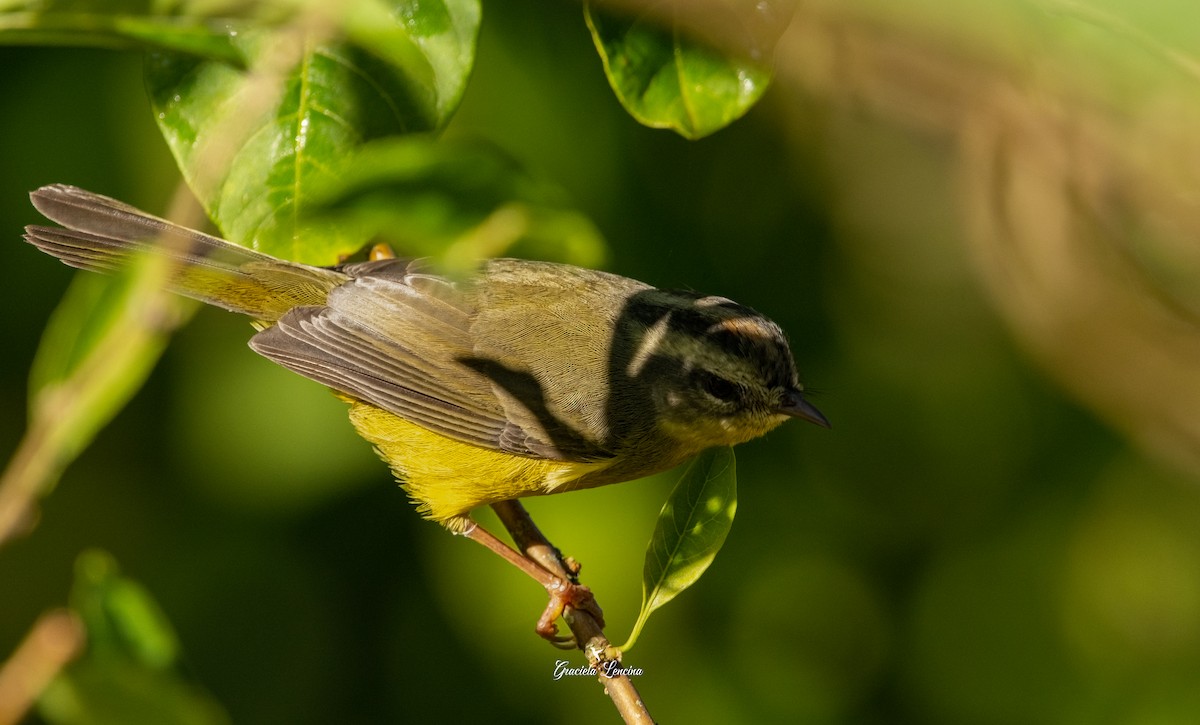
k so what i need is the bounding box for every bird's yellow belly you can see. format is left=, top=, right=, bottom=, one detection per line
left=345, top=401, right=612, bottom=531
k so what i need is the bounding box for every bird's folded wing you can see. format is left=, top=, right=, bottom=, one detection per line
left=249, top=259, right=610, bottom=463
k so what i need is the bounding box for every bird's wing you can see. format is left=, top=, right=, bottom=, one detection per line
left=249, top=258, right=611, bottom=462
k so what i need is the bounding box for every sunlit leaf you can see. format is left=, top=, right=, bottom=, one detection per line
left=621, top=446, right=737, bottom=652
left=38, top=550, right=229, bottom=725
left=307, top=136, right=608, bottom=269
left=342, top=0, right=480, bottom=127
left=584, top=1, right=780, bottom=139
left=145, top=0, right=481, bottom=265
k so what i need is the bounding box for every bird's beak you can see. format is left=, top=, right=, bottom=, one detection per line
left=777, top=390, right=831, bottom=428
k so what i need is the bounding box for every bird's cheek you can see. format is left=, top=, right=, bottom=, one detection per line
left=657, top=414, right=738, bottom=449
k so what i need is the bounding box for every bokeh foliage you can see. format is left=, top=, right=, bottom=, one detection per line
left=4, top=1, right=1200, bottom=723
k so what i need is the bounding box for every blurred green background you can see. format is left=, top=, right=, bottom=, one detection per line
left=5, top=1, right=1200, bottom=723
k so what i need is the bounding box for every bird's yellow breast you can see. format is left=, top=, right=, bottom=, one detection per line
left=345, top=400, right=613, bottom=531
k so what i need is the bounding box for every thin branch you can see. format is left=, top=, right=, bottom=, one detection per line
left=491, top=500, right=654, bottom=725
left=0, top=610, right=85, bottom=725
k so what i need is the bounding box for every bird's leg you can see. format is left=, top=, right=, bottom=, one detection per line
left=459, top=503, right=604, bottom=645
left=490, top=499, right=576, bottom=579
left=461, top=522, right=579, bottom=644
left=492, top=500, right=605, bottom=636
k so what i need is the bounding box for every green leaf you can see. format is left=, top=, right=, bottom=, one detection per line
left=145, top=0, right=481, bottom=265
left=621, top=446, right=738, bottom=652
left=584, top=1, right=779, bottom=139
left=342, top=0, right=481, bottom=127
left=0, top=1, right=244, bottom=63
left=38, top=550, right=230, bottom=725
left=3, top=216, right=196, bottom=541
left=307, top=136, right=608, bottom=270
left=67, top=550, right=180, bottom=669
left=26, top=263, right=190, bottom=478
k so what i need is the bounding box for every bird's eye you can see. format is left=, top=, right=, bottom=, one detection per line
left=696, top=371, right=742, bottom=403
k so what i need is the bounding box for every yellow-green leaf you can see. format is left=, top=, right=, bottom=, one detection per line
left=622, top=446, right=737, bottom=652
left=20, top=260, right=191, bottom=501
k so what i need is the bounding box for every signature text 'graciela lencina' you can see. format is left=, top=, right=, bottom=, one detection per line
left=553, top=659, right=644, bottom=680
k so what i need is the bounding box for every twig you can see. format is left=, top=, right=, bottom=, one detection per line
left=491, top=500, right=654, bottom=725
left=0, top=609, right=85, bottom=725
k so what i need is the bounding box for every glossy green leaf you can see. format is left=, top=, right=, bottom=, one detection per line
left=307, top=136, right=608, bottom=269
left=342, top=0, right=480, bottom=127
left=622, top=446, right=737, bottom=652
left=38, top=550, right=229, bottom=725
left=146, top=0, right=481, bottom=265
left=584, top=2, right=779, bottom=139
left=0, top=1, right=243, bottom=63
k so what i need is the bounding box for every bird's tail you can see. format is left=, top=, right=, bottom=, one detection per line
left=25, top=184, right=346, bottom=321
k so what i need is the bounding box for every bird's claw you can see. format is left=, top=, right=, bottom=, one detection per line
left=535, top=579, right=605, bottom=645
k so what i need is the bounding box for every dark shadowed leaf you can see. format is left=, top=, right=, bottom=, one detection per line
left=622, top=446, right=737, bottom=652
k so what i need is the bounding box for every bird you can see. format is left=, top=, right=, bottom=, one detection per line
left=25, top=183, right=829, bottom=638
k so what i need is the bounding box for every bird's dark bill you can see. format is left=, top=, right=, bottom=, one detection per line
left=777, top=391, right=830, bottom=428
